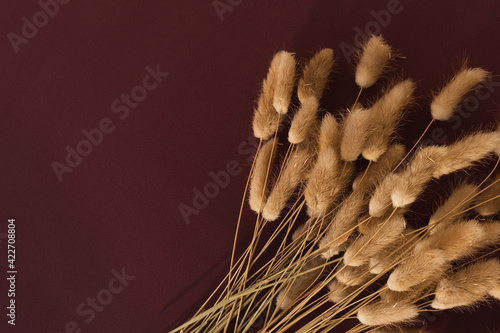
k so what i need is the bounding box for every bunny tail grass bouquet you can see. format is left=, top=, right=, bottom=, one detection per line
left=172, top=35, right=500, bottom=333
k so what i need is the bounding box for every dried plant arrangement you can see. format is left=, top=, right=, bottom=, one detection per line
left=171, top=35, right=500, bottom=333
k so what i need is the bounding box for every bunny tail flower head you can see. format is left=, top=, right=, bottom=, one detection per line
left=428, top=183, right=477, bottom=234
left=430, top=67, right=489, bottom=121
left=272, top=51, right=297, bottom=115
left=262, top=145, right=311, bottom=221
left=340, top=105, right=372, bottom=162
left=357, top=301, right=419, bottom=326
left=252, top=51, right=288, bottom=139
left=432, top=258, right=500, bottom=309
left=248, top=139, right=278, bottom=213
left=355, top=35, right=393, bottom=89
left=475, top=172, right=500, bottom=216
left=297, top=48, right=334, bottom=102
left=361, top=79, right=415, bottom=162
left=343, top=213, right=406, bottom=267
left=288, top=96, right=320, bottom=144
left=275, top=257, right=325, bottom=310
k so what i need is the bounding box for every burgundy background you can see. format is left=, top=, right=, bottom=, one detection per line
left=1, top=1, right=499, bottom=332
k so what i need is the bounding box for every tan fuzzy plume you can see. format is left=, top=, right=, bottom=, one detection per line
left=297, top=48, right=334, bottom=102
left=362, top=80, right=415, bottom=162
left=335, top=264, right=374, bottom=286
left=263, top=145, right=311, bottom=221
left=369, top=173, right=400, bottom=217
left=387, top=248, right=449, bottom=292
left=418, top=220, right=486, bottom=261
left=388, top=220, right=486, bottom=291
left=355, top=35, right=392, bottom=88
left=252, top=52, right=282, bottom=139
left=353, top=143, right=405, bottom=192
left=288, top=96, right=320, bottom=144
left=358, top=214, right=387, bottom=235
left=340, top=106, right=372, bottom=161
left=430, top=67, right=489, bottom=121
left=303, top=114, right=342, bottom=217
left=318, top=113, right=340, bottom=154
left=304, top=147, right=343, bottom=217
left=305, top=114, right=349, bottom=216
left=475, top=173, right=500, bottom=216
left=272, top=51, right=297, bottom=114
left=292, top=217, right=323, bottom=242
left=478, top=221, right=500, bottom=247
left=428, top=183, right=478, bottom=234
left=252, top=79, right=280, bottom=139
left=432, top=131, right=500, bottom=178
left=357, top=301, right=419, bottom=326
left=275, top=257, right=325, bottom=310
left=389, top=146, right=447, bottom=208
left=344, top=214, right=406, bottom=267
left=327, top=278, right=357, bottom=304
left=320, top=189, right=364, bottom=259
left=292, top=223, right=307, bottom=242
left=248, top=139, right=278, bottom=213
left=380, top=280, right=435, bottom=304
left=390, top=132, right=500, bottom=209
left=432, top=258, right=500, bottom=309
left=368, top=229, right=417, bottom=274
left=491, top=283, right=500, bottom=300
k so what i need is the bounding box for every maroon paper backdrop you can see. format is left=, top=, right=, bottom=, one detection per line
left=1, top=1, right=499, bottom=332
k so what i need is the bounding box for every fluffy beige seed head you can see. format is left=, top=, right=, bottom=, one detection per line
left=381, top=280, right=435, bottom=304
left=320, top=188, right=364, bottom=258
left=297, top=48, right=334, bottom=102
left=248, top=139, right=278, bottom=212
left=478, top=221, right=500, bottom=247
left=387, top=248, right=448, bottom=292
left=390, top=146, right=448, bottom=208
left=353, top=143, right=405, bottom=192
left=335, top=264, right=374, bottom=286
left=417, top=220, right=486, bottom=261
left=368, top=229, right=417, bottom=274
left=292, top=217, right=320, bottom=242
left=292, top=223, right=307, bottom=242
left=272, top=51, right=297, bottom=114
left=318, top=113, right=340, bottom=154
left=327, top=279, right=357, bottom=303
left=362, top=79, right=415, bottom=161
left=389, top=220, right=487, bottom=292
left=263, top=146, right=311, bottom=221
left=304, top=147, right=343, bottom=217
left=431, top=67, right=489, bottom=121
left=355, top=35, right=392, bottom=88
left=391, top=132, right=499, bottom=209
left=276, top=257, right=325, bottom=310
left=252, top=77, right=280, bottom=139
left=428, top=183, right=478, bottom=234
left=252, top=52, right=285, bottom=139
left=475, top=173, right=500, bottom=216
left=490, top=283, right=500, bottom=300
left=357, top=301, right=419, bottom=326
left=344, top=214, right=406, bottom=267
left=288, top=96, right=320, bottom=144
left=340, top=106, right=372, bottom=161
left=433, top=131, right=500, bottom=178
left=432, top=259, right=500, bottom=309
left=369, top=173, right=400, bottom=217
